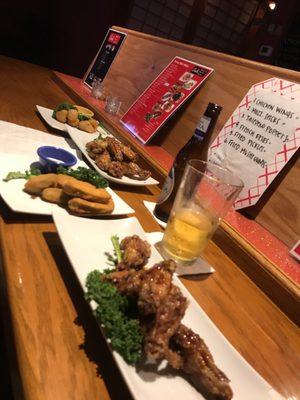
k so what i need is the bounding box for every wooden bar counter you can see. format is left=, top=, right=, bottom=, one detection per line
left=0, top=55, right=299, bottom=400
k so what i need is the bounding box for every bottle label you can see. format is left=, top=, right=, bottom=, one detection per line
left=196, top=115, right=211, bottom=135
left=157, top=167, right=174, bottom=204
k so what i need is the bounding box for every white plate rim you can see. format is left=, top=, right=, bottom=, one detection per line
left=0, top=152, right=134, bottom=217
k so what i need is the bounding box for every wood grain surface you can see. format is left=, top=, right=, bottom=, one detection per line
left=0, top=55, right=299, bottom=400
left=98, top=26, right=300, bottom=248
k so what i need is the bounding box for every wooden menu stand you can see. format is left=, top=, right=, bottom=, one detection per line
left=53, top=26, right=300, bottom=324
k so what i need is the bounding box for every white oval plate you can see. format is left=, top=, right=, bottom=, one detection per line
left=66, top=125, right=159, bottom=186
left=0, top=153, right=134, bottom=217
left=52, top=213, right=282, bottom=400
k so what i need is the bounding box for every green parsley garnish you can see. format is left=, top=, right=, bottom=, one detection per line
left=56, top=166, right=108, bottom=188
left=3, top=166, right=41, bottom=182
left=85, top=270, right=143, bottom=364
left=52, top=102, right=76, bottom=118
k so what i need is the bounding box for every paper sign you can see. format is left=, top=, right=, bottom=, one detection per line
left=120, top=57, right=213, bottom=144
left=83, top=28, right=126, bottom=88
left=209, top=78, right=300, bottom=210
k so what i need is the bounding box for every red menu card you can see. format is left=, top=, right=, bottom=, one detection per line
left=120, top=57, right=213, bottom=144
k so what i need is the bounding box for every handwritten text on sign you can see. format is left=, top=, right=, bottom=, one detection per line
left=210, top=89, right=299, bottom=209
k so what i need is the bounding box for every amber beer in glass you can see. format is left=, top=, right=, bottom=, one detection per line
left=161, top=160, right=244, bottom=263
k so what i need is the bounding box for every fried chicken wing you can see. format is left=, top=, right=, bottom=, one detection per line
left=95, top=150, right=111, bottom=171
left=124, top=162, right=151, bottom=180
left=107, top=161, right=125, bottom=178
left=171, top=325, right=233, bottom=400
left=118, top=235, right=151, bottom=270
left=120, top=143, right=138, bottom=162
left=105, top=243, right=233, bottom=399
left=107, top=137, right=123, bottom=161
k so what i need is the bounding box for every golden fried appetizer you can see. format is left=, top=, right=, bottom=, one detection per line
left=55, top=109, right=68, bottom=123
left=41, top=188, right=71, bottom=204
left=89, top=118, right=99, bottom=129
left=24, top=174, right=58, bottom=195
left=62, top=179, right=111, bottom=203
left=68, top=197, right=114, bottom=215
left=67, top=109, right=79, bottom=127
left=56, top=174, right=75, bottom=188
left=78, top=120, right=96, bottom=133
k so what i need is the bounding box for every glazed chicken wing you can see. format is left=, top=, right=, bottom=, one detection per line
left=120, top=143, right=138, bottom=162
left=104, top=237, right=233, bottom=399
left=107, top=161, right=125, bottom=178
left=107, top=137, right=123, bottom=161
left=124, top=162, right=151, bottom=180
left=95, top=150, right=111, bottom=171
left=118, top=235, right=151, bottom=270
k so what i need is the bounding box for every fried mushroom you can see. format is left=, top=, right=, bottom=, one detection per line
left=24, top=174, right=58, bottom=195
left=68, top=197, right=114, bottom=215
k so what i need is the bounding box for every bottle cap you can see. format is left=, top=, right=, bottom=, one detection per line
left=207, top=103, right=222, bottom=114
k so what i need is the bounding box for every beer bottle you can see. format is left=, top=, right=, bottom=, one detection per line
left=154, top=102, right=222, bottom=223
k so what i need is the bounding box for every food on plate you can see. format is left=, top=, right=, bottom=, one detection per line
left=41, top=188, right=71, bottom=204
left=23, top=173, right=114, bottom=215
left=52, top=102, right=99, bottom=133
left=4, top=165, right=113, bottom=216
left=86, top=137, right=151, bottom=181
left=5, top=165, right=108, bottom=189
left=56, top=174, right=73, bottom=188
left=56, top=166, right=108, bottom=188
left=68, top=197, right=114, bottom=215
left=62, top=179, right=111, bottom=203
left=24, top=173, right=58, bottom=195
left=55, top=109, right=68, bottom=123
left=86, top=235, right=233, bottom=399
left=75, top=105, right=94, bottom=117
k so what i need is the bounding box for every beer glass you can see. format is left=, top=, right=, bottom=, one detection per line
left=161, top=160, right=244, bottom=263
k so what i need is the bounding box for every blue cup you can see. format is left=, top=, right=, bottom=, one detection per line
left=37, top=146, right=77, bottom=173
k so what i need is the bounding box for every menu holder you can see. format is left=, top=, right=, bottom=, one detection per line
left=209, top=77, right=300, bottom=211
left=83, top=28, right=127, bottom=88
left=120, top=56, right=213, bottom=144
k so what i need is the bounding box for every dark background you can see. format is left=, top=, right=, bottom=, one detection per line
left=0, top=0, right=299, bottom=78
left=0, top=0, right=130, bottom=77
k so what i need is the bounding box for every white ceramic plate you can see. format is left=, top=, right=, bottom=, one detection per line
left=0, top=153, right=134, bottom=216
left=36, top=105, right=68, bottom=132
left=52, top=213, right=282, bottom=400
left=66, top=125, right=159, bottom=186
